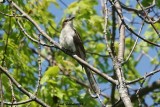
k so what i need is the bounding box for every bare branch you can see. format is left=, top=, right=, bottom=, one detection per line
left=116, top=1, right=125, bottom=62
left=0, top=66, right=49, bottom=107
left=102, top=0, right=133, bottom=106
left=136, top=0, right=160, bottom=37
left=2, top=99, right=33, bottom=105
left=127, top=68, right=160, bottom=84
left=122, top=21, right=144, bottom=65
left=10, top=0, right=117, bottom=85
left=109, top=0, right=160, bottom=47
left=117, top=80, right=160, bottom=106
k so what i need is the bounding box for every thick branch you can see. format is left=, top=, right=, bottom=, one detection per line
left=8, top=0, right=117, bottom=85
left=114, top=1, right=132, bottom=107
left=117, top=80, right=160, bottom=106
left=102, top=0, right=132, bottom=106
left=116, top=1, right=125, bottom=62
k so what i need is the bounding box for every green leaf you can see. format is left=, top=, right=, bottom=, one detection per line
left=41, top=66, right=59, bottom=84
left=56, top=88, right=64, bottom=99
left=96, top=43, right=105, bottom=52
left=151, top=57, right=159, bottom=65
left=45, top=66, right=60, bottom=77
left=141, top=0, right=153, bottom=7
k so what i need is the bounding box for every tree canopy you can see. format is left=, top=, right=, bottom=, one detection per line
left=0, top=0, right=160, bottom=107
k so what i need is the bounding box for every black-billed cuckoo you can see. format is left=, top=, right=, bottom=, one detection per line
left=59, top=16, right=100, bottom=96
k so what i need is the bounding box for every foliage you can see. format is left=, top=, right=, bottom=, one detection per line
left=0, top=0, right=160, bottom=107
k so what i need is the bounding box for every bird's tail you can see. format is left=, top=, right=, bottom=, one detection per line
left=84, top=67, right=101, bottom=97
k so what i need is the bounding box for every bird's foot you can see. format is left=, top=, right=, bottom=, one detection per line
left=62, top=47, right=75, bottom=55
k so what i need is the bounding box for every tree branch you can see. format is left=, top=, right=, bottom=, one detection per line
left=117, top=80, right=160, bottom=106
left=102, top=0, right=132, bottom=106
left=8, top=0, right=117, bottom=85
left=0, top=66, right=49, bottom=107
left=109, top=0, right=160, bottom=47
left=127, top=68, right=160, bottom=84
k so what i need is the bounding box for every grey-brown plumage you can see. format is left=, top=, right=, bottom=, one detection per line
left=60, top=16, right=100, bottom=95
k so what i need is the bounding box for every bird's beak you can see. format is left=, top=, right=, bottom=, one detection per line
left=69, top=16, right=75, bottom=21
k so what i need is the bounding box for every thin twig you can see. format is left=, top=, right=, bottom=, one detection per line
left=120, top=0, right=155, bottom=15
left=136, top=0, right=160, bottom=37
left=0, top=11, right=22, bottom=17
left=59, top=0, right=68, bottom=8
left=0, top=9, right=13, bottom=107
left=10, top=0, right=117, bottom=85
left=9, top=80, right=17, bottom=106
left=34, top=34, right=42, bottom=95
left=122, top=21, right=145, bottom=65
left=16, top=18, right=54, bottom=47
left=108, top=0, right=160, bottom=47
left=86, top=51, right=109, bottom=57
left=0, top=65, right=50, bottom=107
left=136, top=72, right=148, bottom=107
left=1, top=99, right=33, bottom=105
left=127, top=68, right=160, bottom=84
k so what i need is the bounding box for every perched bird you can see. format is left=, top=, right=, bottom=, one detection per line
left=0, top=0, right=5, bottom=3
left=59, top=16, right=100, bottom=96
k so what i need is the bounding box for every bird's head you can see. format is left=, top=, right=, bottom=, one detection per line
left=62, top=16, right=75, bottom=28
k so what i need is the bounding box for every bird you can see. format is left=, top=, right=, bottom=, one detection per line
left=0, top=0, right=5, bottom=3
left=59, top=16, right=101, bottom=97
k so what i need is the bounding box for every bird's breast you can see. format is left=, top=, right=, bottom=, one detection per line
left=60, top=26, right=76, bottom=52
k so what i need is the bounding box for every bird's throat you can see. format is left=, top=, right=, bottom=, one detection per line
left=60, top=25, right=76, bottom=52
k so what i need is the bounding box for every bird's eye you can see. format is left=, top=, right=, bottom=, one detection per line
left=64, top=19, right=68, bottom=22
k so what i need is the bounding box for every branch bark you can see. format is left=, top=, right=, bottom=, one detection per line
left=0, top=66, right=49, bottom=107
left=101, top=0, right=133, bottom=106
left=117, top=80, right=160, bottom=106
left=8, top=0, right=117, bottom=85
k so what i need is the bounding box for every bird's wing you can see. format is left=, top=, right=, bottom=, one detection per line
left=73, top=29, right=86, bottom=60
left=73, top=29, right=101, bottom=96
